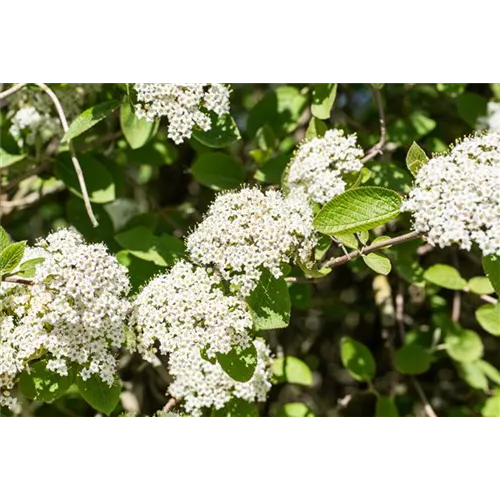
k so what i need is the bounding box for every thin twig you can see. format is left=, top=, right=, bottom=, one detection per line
left=0, top=83, right=27, bottom=100
left=322, top=231, right=423, bottom=269
left=395, top=281, right=437, bottom=417
left=479, top=295, right=498, bottom=305
left=2, top=276, right=36, bottom=286
left=34, top=83, right=99, bottom=227
left=362, top=85, right=387, bottom=163
left=452, top=291, right=461, bottom=322
left=162, top=397, right=178, bottom=413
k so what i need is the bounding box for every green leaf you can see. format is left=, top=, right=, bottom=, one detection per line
left=436, top=83, right=467, bottom=96
left=247, top=270, right=291, bottom=330
left=247, top=86, right=308, bottom=138
left=394, top=344, right=432, bottom=375
left=305, top=117, right=328, bottom=140
left=335, top=232, right=359, bottom=250
left=193, top=113, right=241, bottom=148
left=424, top=264, right=467, bottom=290
left=457, top=362, right=489, bottom=391
left=388, top=112, right=436, bottom=145
left=0, top=241, right=26, bottom=274
left=16, top=257, right=45, bottom=278
left=340, top=337, right=376, bottom=382
left=406, top=141, right=429, bottom=177
left=217, top=343, right=257, bottom=383
left=272, top=356, right=313, bottom=386
left=362, top=253, right=392, bottom=275
left=191, top=153, right=245, bottom=190
left=375, top=396, right=399, bottom=417
left=367, top=163, right=413, bottom=194
left=0, top=148, right=27, bottom=169
left=62, top=100, right=120, bottom=142
left=77, top=375, right=121, bottom=415
left=483, top=255, right=500, bottom=295
left=475, top=304, right=500, bottom=336
left=19, top=360, right=74, bottom=403
left=120, top=101, right=158, bottom=150
left=0, top=227, right=10, bottom=252
left=277, top=402, right=315, bottom=417
left=445, top=328, right=484, bottom=363
left=311, top=83, right=337, bottom=120
left=115, top=226, right=185, bottom=267
left=468, top=277, right=495, bottom=295
left=254, top=154, right=290, bottom=184
left=477, top=360, right=500, bottom=386
left=212, top=398, right=259, bottom=417
left=255, top=125, right=277, bottom=151
left=54, top=153, right=115, bottom=204
left=314, top=187, right=402, bottom=235
left=297, top=260, right=332, bottom=279
left=456, top=92, right=488, bottom=128
left=482, top=395, right=500, bottom=417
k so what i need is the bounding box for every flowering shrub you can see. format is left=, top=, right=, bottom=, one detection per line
left=1, top=83, right=499, bottom=417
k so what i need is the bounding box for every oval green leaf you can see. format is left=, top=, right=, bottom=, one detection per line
left=120, top=101, right=158, bottom=150
left=77, top=375, right=121, bottom=415
left=394, top=344, right=432, bottom=375
left=217, top=343, right=258, bottom=383
left=272, top=356, right=313, bottom=386
left=424, top=264, right=467, bottom=290
left=62, top=100, right=120, bottom=142
left=314, top=187, right=402, bottom=235
left=19, top=360, right=74, bottom=403
left=475, top=304, right=500, bottom=336
left=191, top=153, right=245, bottom=190
left=340, top=336, right=376, bottom=382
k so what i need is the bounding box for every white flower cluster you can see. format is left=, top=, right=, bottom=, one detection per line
left=8, top=84, right=102, bottom=147
left=287, top=129, right=364, bottom=204
left=130, top=261, right=253, bottom=361
left=0, top=229, right=130, bottom=407
left=403, top=132, right=500, bottom=255
left=133, top=83, right=231, bottom=144
left=186, top=187, right=317, bottom=297
left=168, top=338, right=273, bottom=416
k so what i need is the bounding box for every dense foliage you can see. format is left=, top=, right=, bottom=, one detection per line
left=1, top=83, right=499, bottom=417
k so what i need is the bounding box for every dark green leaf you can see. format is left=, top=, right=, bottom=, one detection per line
left=19, top=360, right=74, bottom=403
left=375, top=396, right=399, bottom=417
left=314, top=187, right=402, bottom=235
left=212, top=398, right=259, bottom=417
left=54, top=153, right=115, bottom=204
left=63, top=100, right=120, bottom=142
left=247, top=270, right=291, bottom=330
left=217, top=343, right=257, bottom=383
left=77, top=375, right=121, bottom=415
left=456, top=92, right=488, bottom=127
left=193, top=113, right=241, bottom=148
left=272, top=356, right=313, bottom=386
left=340, top=337, right=376, bottom=382
left=191, top=152, right=245, bottom=190
left=0, top=148, right=27, bottom=169
left=394, top=344, right=432, bottom=375
left=483, top=255, right=500, bottom=295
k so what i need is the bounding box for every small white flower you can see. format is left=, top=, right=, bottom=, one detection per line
left=130, top=260, right=253, bottom=361
left=403, top=132, right=500, bottom=255
left=168, top=338, right=273, bottom=416
left=186, top=187, right=317, bottom=297
left=287, top=129, right=364, bottom=204
left=133, top=83, right=231, bottom=144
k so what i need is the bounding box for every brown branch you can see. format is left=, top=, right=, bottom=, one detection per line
left=362, top=85, right=387, bottom=163
left=322, top=231, right=423, bottom=269
left=2, top=276, right=36, bottom=286
left=162, top=397, right=178, bottom=413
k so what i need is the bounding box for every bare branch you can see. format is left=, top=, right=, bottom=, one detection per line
left=2, top=276, right=36, bottom=286
left=33, top=83, right=99, bottom=227
left=362, top=85, right=387, bottom=163
left=322, top=231, right=423, bottom=269
left=0, top=83, right=27, bottom=100
left=162, top=397, right=178, bottom=413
